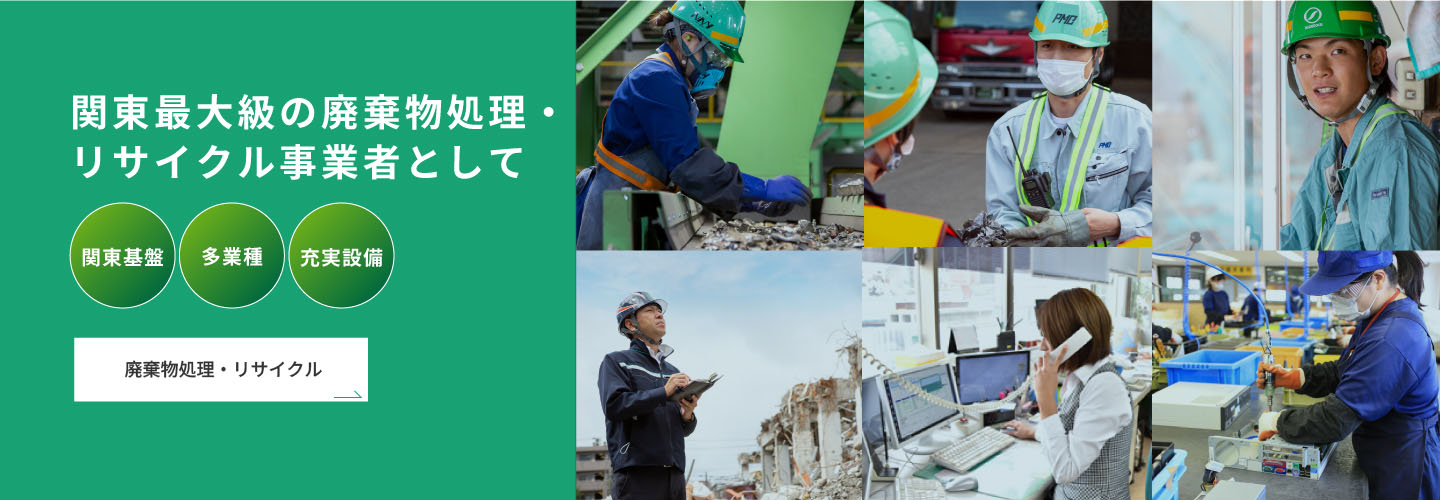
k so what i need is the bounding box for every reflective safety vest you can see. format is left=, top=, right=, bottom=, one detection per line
left=594, top=52, right=681, bottom=192
left=1314, top=103, right=1409, bottom=250
left=864, top=204, right=958, bottom=247
left=1012, top=84, right=1112, bottom=246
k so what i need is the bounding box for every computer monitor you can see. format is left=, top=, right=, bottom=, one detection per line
left=955, top=351, right=1031, bottom=404
left=948, top=325, right=980, bottom=354
left=882, top=363, right=960, bottom=446
left=861, top=375, right=896, bottom=480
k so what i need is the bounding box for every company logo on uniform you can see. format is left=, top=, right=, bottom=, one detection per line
left=1053, top=13, right=1078, bottom=25
left=1372, top=188, right=1389, bottom=200
left=1099, top=142, right=1112, bottom=148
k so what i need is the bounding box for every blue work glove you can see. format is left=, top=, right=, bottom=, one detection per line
left=742, top=174, right=811, bottom=205
left=741, top=201, right=799, bottom=217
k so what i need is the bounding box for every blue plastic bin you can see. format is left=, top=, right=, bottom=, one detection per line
left=1251, top=338, right=1316, bottom=365
left=1151, top=449, right=1187, bottom=500
left=1161, top=350, right=1261, bottom=386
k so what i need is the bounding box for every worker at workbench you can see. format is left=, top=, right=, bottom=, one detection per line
left=576, top=0, right=810, bottom=250
left=1004, top=288, right=1132, bottom=500
left=983, top=0, right=1152, bottom=247
left=1255, top=251, right=1439, bottom=499
left=1201, top=273, right=1232, bottom=330
left=1278, top=1, right=1440, bottom=250
left=862, top=1, right=963, bottom=246
left=599, top=292, right=701, bottom=500
left=1241, top=282, right=1264, bottom=338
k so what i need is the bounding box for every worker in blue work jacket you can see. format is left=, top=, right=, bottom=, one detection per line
left=576, top=0, right=810, bottom=250
left=1201, top=273, right=1232, bottom=329
left=598, top=292, right=700, bottom=500
left=1279, top=1, right=1440, bottom=250
left=1240, top=282, right=1265, bottom=338
left=984, top=0, right=1152, bottom=247
left=1289, top=284, right=1309, bottom=317
left=1256, top=251, right=1440, bottom=499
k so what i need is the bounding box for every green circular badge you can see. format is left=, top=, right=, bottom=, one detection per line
left=289, top=203, right=394, bottom=308
left=179, top=203, right=285, bottom=308
left=70, top=203, right=175, bottom=308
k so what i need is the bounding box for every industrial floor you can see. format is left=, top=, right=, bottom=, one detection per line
left=871, top=77, right=1153, bottom=229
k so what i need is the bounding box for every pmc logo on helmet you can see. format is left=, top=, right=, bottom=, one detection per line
left=1052, top=13, right=1078, bottom=25
left=1304, top=7, right=1322, bottom=26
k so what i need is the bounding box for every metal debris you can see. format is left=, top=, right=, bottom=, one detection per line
left=698, top=219, right=864, bottom=250
left=958, top=211, right=1010, bottom=247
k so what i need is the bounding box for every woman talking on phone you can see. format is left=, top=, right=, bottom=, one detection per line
left=1003, top=288, right=1132, bottom=500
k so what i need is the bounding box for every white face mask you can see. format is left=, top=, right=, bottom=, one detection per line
left=1037, top=58, right=1091, bottom=96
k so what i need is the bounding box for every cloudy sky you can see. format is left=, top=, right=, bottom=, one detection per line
left=576, top=251, right=860, bottom=478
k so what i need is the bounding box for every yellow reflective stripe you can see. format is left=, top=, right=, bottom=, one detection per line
left=1355, top=104, right=1406, bottom=157
left=1338, top=10, right=1374, bottom=22
left=864, top=205, right=948, bottom=247
left=710, top=30, right=739, bottom=46
left=1034, top=17, right=1046, bottom=33
left=1081, top=19, right=1108, bottom=37
left=864, top=68, right=921, bottom=135
left=1061, top=86, right=1101, bottom=210
left=1072, top=89, right=1111, bottom=210
left=1014, top=95, right=1047, bottom=226
left=1023, top=93, right=1045, bottom=167
left=648, top=52, right=676, bottom=69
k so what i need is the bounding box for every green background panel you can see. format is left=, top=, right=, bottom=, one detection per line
left=0, top=2, right=573, bottom=497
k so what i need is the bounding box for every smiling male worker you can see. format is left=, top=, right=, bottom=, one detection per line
left=984, top=0, right=1152, bottom=247
left=1280, top=0, right=1440, bottom=250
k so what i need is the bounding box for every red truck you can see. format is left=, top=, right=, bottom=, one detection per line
left=928, top=1, right=1112, bottom=113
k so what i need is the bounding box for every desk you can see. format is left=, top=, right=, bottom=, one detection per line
left=869, top=358, right=1153, bottom=500
left=1153, top=386, right=1367, bottom=500
left=866, top=433, right=1051, bottom=500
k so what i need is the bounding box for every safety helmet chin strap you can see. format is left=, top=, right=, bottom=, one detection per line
left=1287, top=40, right=1383, bottom=127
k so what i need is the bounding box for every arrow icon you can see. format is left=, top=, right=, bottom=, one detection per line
left=334, top=390, right=363, bottom=399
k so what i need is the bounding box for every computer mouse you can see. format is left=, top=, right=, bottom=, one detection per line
left=944, top=474, right=978, bottom=492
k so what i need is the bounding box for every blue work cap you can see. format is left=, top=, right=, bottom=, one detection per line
left=1298, top=251, right=1393, bottom=296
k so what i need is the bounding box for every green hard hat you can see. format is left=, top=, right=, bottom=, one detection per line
left=864, top=2, right=936, bottom=148
left=670, top=0, right=746, bottom=63
left=1030, top=0, right=1110, bottom=48
left=1282, top=1, right=1389, bottom=55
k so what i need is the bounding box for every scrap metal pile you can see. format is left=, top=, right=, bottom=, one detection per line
left=698, top=219, right=864, bottom=250
left=958, top=211, right=1010, bottom=247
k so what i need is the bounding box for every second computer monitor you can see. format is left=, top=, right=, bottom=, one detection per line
left=955, top=351, right=1031, bottom=404
left=882, top=363, right=960, bottom=444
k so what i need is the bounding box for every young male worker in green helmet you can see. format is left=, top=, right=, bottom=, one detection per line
left=984, top=0, right=1152, bottom=247
left=1280, top=0, right=1440, bottom=250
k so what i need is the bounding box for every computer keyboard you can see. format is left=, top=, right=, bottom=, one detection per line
left=896, top=476, right=948, bottom=500
left=931, top=426, right=1016, bottom=473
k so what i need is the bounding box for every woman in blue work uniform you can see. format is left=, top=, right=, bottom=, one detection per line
left=575, top=0, right=811, bottom=249
left=1257, top=251, right=1440, bottom=499
left=1201, top=274, right=1231, bottom=329
left=1240, top=283, right=1264, bottom=338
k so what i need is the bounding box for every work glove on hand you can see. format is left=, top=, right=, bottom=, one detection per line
left=742, top=174, right=811, bottom=205
left=1256, top=363, right=1304, bottom=390
left=741, top=201, right=799, bottom=217
left=1006, top=205, right=1091, bottom=246
left=1257, top=411, right=1281, bottom=441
